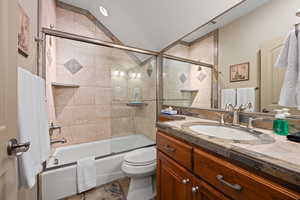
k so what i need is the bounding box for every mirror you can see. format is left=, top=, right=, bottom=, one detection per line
left=162, top=0, right=300, bottom=114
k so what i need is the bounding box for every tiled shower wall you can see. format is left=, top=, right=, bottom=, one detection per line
left=163, top=44, right=192, bottom=107
left=163, top=36, right=214, bottom=108
left=47, top=7, right=156, bottom=146
left=128, top=58, right=157, bottom=140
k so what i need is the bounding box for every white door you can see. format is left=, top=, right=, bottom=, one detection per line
left=260, top=37, right=300, bottom=115
left=0, top=0, right=19, bottom=199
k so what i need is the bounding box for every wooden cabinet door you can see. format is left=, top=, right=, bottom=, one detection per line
left=192, top=177, right=230, bottom=200
left=157, top=151, right=193, bottom=200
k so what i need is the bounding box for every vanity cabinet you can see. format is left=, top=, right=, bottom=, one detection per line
left=157, top=131, right=300, bottom=200
left=157, top=151, right=229, bottom=200
left=157, top=151, right=193, bottom=200
left=192, top=178, right=230, bottom=200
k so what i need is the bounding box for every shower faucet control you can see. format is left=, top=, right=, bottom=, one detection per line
left=49, top=122, right=62, bottom=136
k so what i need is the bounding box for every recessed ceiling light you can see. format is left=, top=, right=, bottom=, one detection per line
left=297, top=9, right=300, bottom=17
left=99, top=6, right=108, bottom=17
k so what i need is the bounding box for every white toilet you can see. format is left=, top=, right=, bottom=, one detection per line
left=122, top=146, right=157, bottom=200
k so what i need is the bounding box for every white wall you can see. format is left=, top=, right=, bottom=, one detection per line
left=219, top=0, right=300, bottom=89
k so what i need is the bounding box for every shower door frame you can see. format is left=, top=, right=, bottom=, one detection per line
left=40, top=28, right=214, bottom=121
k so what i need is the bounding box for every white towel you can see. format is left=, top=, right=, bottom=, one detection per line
left=221, top=88, right=236, bottom=109
left=17, top=68, right=51, bottom=188
left=33, top=75, right=50, bottom=162
left=237, top=88, right=256, bottom=112
left=17, top=68, right=42, bottom=188
left=275, top=30, right=300, bottom=109
left=77, top=157, right=96, bottom=193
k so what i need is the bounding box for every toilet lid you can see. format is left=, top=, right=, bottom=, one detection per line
left=124, top=147, right=156, bottom=166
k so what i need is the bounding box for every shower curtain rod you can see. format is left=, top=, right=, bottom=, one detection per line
left=42, top=28, right=213, bottom=68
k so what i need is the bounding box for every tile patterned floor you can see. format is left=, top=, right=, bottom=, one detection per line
left=65, top=177, right=130, bottom=200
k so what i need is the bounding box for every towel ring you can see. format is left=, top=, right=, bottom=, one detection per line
left=7, top=138, right=30, bottom=157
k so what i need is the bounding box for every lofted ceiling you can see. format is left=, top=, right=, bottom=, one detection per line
left=58, top=0, right=248, bottom=52
left=58, top=0, right=271, bottom=53
left=182, top=0, right=270, bottom=43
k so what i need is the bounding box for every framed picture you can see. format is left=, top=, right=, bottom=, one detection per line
left=18, top=4, right=30, bottom=57
left=230, top=62, right=249, bottom=82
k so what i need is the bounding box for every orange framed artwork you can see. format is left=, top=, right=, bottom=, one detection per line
left=18, top=4, right=30, bottom=57
left=230, top=62, right=249, bottom=82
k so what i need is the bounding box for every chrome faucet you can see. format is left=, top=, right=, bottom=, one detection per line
left=225, top=103, right=253, bottom=126
left=225, top=104, right=240, bottom=126
left=49, top=122, right=62, bottom=136
left=216, top=112, right=230, bottom=125
left=50, top=138, right=67, bottom=145
left=247, top=117, right=264, bottom=130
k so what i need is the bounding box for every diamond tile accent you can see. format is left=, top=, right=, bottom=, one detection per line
left=147, top=64, right=153, bottom=77
left=179, top=73, right=187, bottom=83
left=197, top=71, right=207, bottom=82
left=64, top=58, right=83, bottom=74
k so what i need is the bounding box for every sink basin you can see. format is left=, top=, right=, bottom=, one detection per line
left=181, top=122, right=275, bottom=144
left=189, top=125, right=257, bottom=141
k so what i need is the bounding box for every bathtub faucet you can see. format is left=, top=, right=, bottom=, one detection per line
left=50, top=138, right=67, bottom=145
left=49, top=122, right=62, bottom=136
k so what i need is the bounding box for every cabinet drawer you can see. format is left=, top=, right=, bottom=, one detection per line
left=157, top=132, right=192, bottom=170
left=194, top=148, right=300, bottom=200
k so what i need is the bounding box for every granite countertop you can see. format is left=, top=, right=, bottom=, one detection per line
left=156, top=116, right=300, bottom=188
left=159, top=114, right=186, bottom=121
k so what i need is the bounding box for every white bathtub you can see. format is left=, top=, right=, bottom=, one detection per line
left=40, top=134, right=155, bottom=200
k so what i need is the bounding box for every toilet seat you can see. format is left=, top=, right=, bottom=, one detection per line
left=122, top=146, right=157, bottom=177
left=124, top=146, right=156, bottom=166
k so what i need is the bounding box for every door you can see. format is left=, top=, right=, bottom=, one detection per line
left=157, top=151, right=192, bottom=200
left=260, top=37, right=300, bottom=114
left=0, top=0, right=19, bottom=199
left=192, top=177, right=230, bottom=200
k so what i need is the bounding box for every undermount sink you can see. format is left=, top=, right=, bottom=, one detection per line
left=189, top=125, right=257, bottom=141
left=182, top=122, right=275, bottom=144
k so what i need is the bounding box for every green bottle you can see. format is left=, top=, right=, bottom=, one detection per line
left=273, top=109, right=289, bottom=136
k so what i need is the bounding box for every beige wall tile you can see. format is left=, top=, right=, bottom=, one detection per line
left=53, top=87, right=75, bottom=107
left=56, top=39, right=76, bottom=65
left=73, top=66, right=97, bottom=86
left=56, top=64, right=76, bottom=84
left=111, top=117, right=135, bottom=137
left=111, top=105, right=134, bottom=118
left=73, top=87, right=96, bottom=105
left=95, top=105, right=112, bottom=118
left=95, top=67, right=111, bottom=88
left=95, top=88, right=112, bottom=105
left=71, top=105, right=97, bottom=125
left=71, top=122, right=111, bottom=144
left=55, top=106, right=74, bottom=126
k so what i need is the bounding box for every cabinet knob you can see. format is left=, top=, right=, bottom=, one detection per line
left=191, top=186, right=199, bottom=193
left=182, top=179, right=190, bottom=184
left=163, top=144, right=176, bottom=152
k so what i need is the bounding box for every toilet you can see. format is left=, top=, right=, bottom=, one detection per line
left=122, top=146, right=157, bottom=200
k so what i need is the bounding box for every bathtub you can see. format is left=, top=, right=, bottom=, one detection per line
left=40, top=134, right=155, bottom=200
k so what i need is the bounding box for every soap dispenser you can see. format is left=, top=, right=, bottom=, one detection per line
left=273, top=109, right=289, bottom=136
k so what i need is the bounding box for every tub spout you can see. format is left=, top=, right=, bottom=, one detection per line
left=50, top=138, right=67, bottom=145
